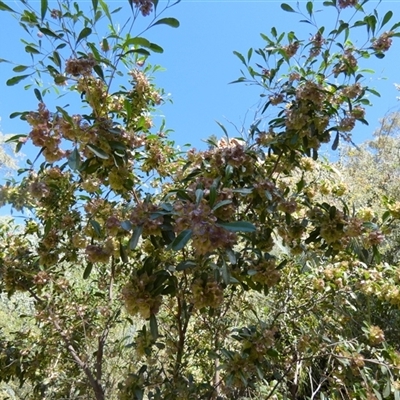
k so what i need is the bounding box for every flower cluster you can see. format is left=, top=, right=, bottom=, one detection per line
left=250, top=259, right=281, bottom=287
left=65, top=54, right=97, bottom=77
left=26, top=103, right=65, bottom=163
left=85, top=239, right=114, bottom=263
left=333, top=50, right=358, bottom=77
left=372, top=32, right=394, bottom=52
left=191, top=278, right=224, bottom=309
left=130, top=0, right=153, bottom=16
left=337, top=0, right=358, bottom=9
left=174, top=200, right=237, bottom=255
left=122, top=273, right=162, bottom=318
left=129, top=202, right=163, bottom=236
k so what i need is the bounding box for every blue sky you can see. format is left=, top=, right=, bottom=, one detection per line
left=1, top=0, right=400, bottom=165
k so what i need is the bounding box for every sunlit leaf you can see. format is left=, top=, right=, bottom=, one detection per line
left=68, top=147, right=81, bottom=171
left=129, top=225, right=143, bottom=250
left=87, top=144, right=109, bottom=159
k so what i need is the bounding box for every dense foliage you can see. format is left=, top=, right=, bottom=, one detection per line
left=1, top=0, right=400, bottom=399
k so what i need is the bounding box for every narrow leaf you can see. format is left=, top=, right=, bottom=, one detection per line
left=13, top=65, right=29, bottom=72
left=217, top=221, right=256, bottom=233
left=90, top=220, right=102, bottom=236
left=87, top=144, right=109, bottom=159
left=381, top=10, right=393, bottom=28
left=195, top=188, right=203, bottom=205
left=25, top=45, right=41, bottom=54
left=76, top=27, right=92, bottom=45
left=281, top=3, right=295, bottom=12
left=41, top=0, right=48, bottom=21
left=125, top=37, right=151, bottom=47
left=331, top=131, right=339, bottom=150
left=121, top=220, right=132, bottom=231
left=34, top=88, right=43, bottom=102
left=233, top=50, right=246, bottom=66
left=170, top=229, right=192, bottom=251
left=68, top=147, right=81, bottom=171
left=152, top=17, right=180, bottom=28
left=6, top=75, right=30, bottom=86
left=150, top=314, right=158, bottom=340
left=0, top=1, right=15, bottom=12
left=149, top=42, right=163, bottom=53
left=129, top=225, right=143, bottom=250
left=212, top=199, right=232, bottom=211
left=83, top=262, right=93, bottom=279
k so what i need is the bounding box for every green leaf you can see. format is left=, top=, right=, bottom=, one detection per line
left=152, top=17, right=180, bottom=28
left=170, top=229, right=192, bottom=251
left=5, top=134, right=27, bottom=143
left=93, top=65, right=104, bottom=81
left=215, top=120, right=229, bottom=136
left=39, top=27, right=61, bottom=39
left=233, top=51, right=246, bottom=66
left=92, top=0, right=98, bottom=12
left=34, top=88, right=43, bottom=102
left=54, top=75, right=68, bottom=85
left=129, top=225, right=143, bottom=250
left=281, top=3, right=295, bottom=12
left=125, top=37, right=151, bottom=47
left=381, top=11, right=393, bottom=29
left=331, top=131, right=339, bottom=151
left=52, top=51, right=62, bottom=68
left=56, top=106, right=74, bottom=125
left=68, top=147, right=81, bottom=171
left=124, top=48, right=150, bottom=56
left=83, top=262, right=93, bottom=279
left=121, top=220, right=132, bottom=231
left=149, top=42, right=163, bottom=53
left=221, top=260, right=230, bottom=285
left=176, top=260, right=197, bottom=271
left=119, top=242, right=128, bottom=263
left=6, top=75, right=30, bottom=86
left=76, top=27, right=92, bottom=45
left=212, top=199, right=232, bottom=211
left=41, top=0, right=48, bottom=21
left=217, top=221, right=256, bottom=233
left=0, top=1, right=15, bottom=12
left=87, top=144, right=109, bottom=159
left=306, top=1, right=313, bottom=16
left=209, top=184, right=217, bottom=208
left=99, top=0, right=111, bottom=21
left=195, top=188, right=203, bottom=205
left=25, top=45, right=41, bottom=54
left=13, top=65, right=29, bottom=72
left=150, top=314, right=158, bottom=339
left=90, top=220, right=102, bottom=236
